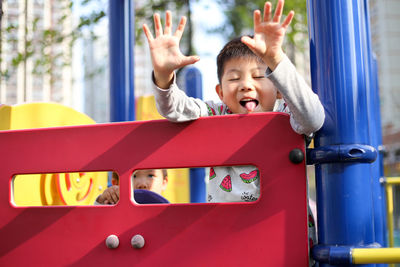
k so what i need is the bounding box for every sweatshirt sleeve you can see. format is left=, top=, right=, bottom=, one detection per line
left=152, top=72, right=209, bottom=122
left=266, top=55, right=325, bottom=136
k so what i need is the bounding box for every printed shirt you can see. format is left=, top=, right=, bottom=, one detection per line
left=204, top=99, right=289, bottom=203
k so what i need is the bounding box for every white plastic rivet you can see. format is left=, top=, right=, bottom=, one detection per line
left=105, top=234, right=119, bottom=249
left=76, top=178, right=80, bottom=183
left=131, top=234, right=145, bottom=249
left=98, top=186, right=103, bottom=191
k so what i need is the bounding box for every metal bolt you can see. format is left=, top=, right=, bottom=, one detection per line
left=105, top=234, right=119, bottom=249
left=289, top=148, right=304, bottom=164
left=131, top=234, right=145, bottom=249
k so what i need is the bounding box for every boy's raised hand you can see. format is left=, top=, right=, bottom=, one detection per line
left=241, top=0, right=294, bottom=71
left=143, top=11, right=200, bottom=89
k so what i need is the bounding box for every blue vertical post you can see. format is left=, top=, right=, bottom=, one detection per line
left=308, top=1, right=379, bottom=266
left=371, top=53, right=387, bottom=248
left=364, top=0, right=386, bottom=249
left=109, top=0, right=135, bottom=122
left=184, top=67, right=206, bottom=203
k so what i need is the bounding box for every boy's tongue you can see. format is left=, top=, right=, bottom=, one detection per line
left=245, top=101, right=256, bottom=112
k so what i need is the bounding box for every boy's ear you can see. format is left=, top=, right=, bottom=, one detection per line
left=215, top=84, right=224, bottom=100
left=161, top=176, right=168, bottom=192
left=276, top=90, right=282, bottom=99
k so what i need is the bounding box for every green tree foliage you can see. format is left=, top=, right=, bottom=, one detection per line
left=135, top=0, right=199, bottom=55
left=0, top=0, right=198, bottom=82
left=0, top=0, right=307, bottom=84
left=1, top=0, right=106, bottom=82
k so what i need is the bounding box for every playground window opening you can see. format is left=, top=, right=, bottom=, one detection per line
left=131, top=166, right=260, bottom=205
left=10, top=166, right=261, bottom=206
left=11, top=171, right=113, bottom=207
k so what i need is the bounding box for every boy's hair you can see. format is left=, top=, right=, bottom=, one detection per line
left=217, top=36, right=263, bottom=83
left=115, top=169, right=168, bottom=182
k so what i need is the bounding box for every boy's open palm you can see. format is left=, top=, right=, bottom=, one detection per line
left=143, top=11, right=199, bottom=88
left=242, top=0, right=294, bottom=70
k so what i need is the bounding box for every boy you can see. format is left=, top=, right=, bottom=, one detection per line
left=142, top=0, right=325, bottom=203
left=96, top=169, right=168, bottom=204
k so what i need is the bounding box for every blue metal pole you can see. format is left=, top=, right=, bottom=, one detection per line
left=308, top=1, right=378, bottom=266
left=109, top=0, right=135, bottom=122
left=184, top=67, right=206, bottom=203
left=364, top=0, right=387, bottom=252
left=371, top=54, right=387, bottom=248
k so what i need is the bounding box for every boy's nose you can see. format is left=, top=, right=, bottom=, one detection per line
left=135, top=179, right=149, bottom=190
left=240, top=85, right=255, bottom=92
left=136, top=183, right=149, bottom=190
left=240, top=79, right=255, bottom=91
left=240, top=86, right=253, bottom=91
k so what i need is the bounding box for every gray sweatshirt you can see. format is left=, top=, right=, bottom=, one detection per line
left=152, top=55, right=325, bottom=202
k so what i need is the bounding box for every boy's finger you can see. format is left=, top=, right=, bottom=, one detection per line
left=180, top=55, right=200, bottom=68
left=143, top=24, right=154, bottom=42
left=154, top=13, right=163, bottom=37
left=273, top=0, right=284, bottom=23
left=111, top=192, right=119, bottom=203
left=263, top=2, right=272, bottom=22
left=254, top=10, right=262, bottom=27
left=281, top=11, right=294, bottom=29
left=164, top=10, right=172, bottom=35
left=174, top=16, right=187, bottom=40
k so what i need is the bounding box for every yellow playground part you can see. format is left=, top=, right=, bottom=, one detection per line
left=0, top=103, right=108, bottom=206
left=0, top=99, right=190, bottom=205
left=352, top=248, right=400, bottom=264
left=136, top=96, right=190, bottom=203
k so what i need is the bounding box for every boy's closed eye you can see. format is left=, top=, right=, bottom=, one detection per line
left=132, top=173, right=155, bottom=178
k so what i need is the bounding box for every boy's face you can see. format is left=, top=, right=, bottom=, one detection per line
left=132, top=169, right=167, bottom=195
left=216, top=57, right=281, bottom=114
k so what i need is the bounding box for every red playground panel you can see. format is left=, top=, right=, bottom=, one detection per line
left=0, top=113, right=309, bottom=266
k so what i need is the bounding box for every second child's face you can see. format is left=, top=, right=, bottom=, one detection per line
left=216, top=57, right=281, bottom=114
left=132, top=169, right=167, bottom=195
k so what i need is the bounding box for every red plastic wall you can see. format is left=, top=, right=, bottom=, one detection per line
left=0, top=113, right=308, bottom=266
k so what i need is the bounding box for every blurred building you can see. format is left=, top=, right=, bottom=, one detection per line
left=134, top=35, right=153, bottom=98
left=82, top=32, right=109, bottom=123
left=369, top=0, right=400, bottom=175
left=0, top=0, right=110, bottom=122
left=0, top=0, right=75, bottom=108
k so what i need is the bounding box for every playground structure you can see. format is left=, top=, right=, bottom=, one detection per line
left=1, top=0, right=400, bottom=266
left=0, top=103, right=109, bottom=206
left=0, top=113, right=310, bottom=266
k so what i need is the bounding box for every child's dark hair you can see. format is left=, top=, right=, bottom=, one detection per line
left=216, top=36, right=263, bottom=83
left=113, top=169, right=168, bottom=181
